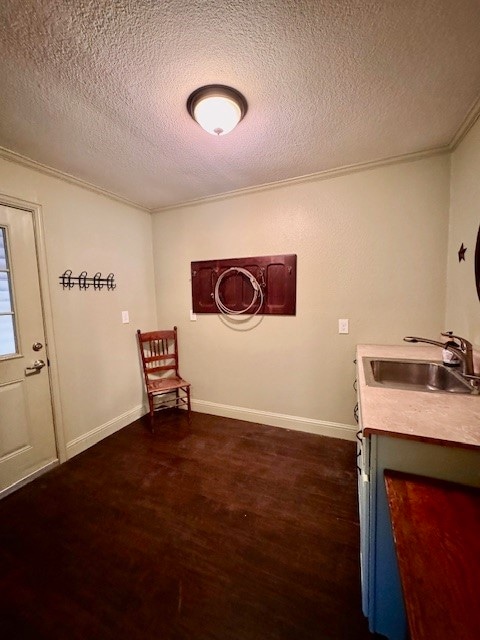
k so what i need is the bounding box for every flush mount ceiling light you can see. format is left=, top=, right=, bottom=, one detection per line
left=187, top=85, right=248, bottom=136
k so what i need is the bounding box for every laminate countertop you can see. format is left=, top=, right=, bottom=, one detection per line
left=356, top=344, right=480, bottom=450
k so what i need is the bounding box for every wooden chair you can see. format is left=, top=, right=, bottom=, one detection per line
left=137, top=327, right=191, bottom=422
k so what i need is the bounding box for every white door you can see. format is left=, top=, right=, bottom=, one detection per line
left=0, top=204, right=57, bottom=494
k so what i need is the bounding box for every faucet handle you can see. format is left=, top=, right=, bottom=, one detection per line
left=440, top=332, right=472, bottom=351
left=461, top=373, right=480, bottom=394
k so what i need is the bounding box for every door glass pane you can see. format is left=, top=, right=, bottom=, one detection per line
left=0, top=315, right=16, bottom=356
left=0, top=272, right=12, bottom=312
left=0, top=227, right=17, bottom=356
left=0, top=229, right=6, bottom=269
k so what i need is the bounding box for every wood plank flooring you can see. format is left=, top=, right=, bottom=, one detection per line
left=0, top=412, right=383, bottom=639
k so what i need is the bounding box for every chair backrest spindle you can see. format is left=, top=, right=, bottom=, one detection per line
left=137, top=327, right=180, bottom=384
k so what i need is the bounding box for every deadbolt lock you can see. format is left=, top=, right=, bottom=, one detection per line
left=32, top=342, right=43, bottom=351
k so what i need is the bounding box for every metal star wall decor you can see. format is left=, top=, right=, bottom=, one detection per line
left=458, top=243, right=467, bottom=262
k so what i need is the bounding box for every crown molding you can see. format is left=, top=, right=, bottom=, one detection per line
left=448, top=95, right=480, bottom=151
left=4, top=114, right=476, bottom=216
left=151, top=145, right=450, bottom=213
left=0, top=146, right=149, bottom=212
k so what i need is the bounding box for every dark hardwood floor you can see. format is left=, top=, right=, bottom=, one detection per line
left=0, top=412, right=383, bottom=640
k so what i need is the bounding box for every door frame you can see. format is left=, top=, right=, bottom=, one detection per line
left=0, top=192, right=66, bottom=468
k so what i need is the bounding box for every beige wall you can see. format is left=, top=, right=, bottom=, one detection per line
left=0, top=144, right=459, bottom=451
left=0, top=158, right=157, bottom=458
left=152, top=155, right=450, bottom=434
left=445, top=117, right=480, bottom=346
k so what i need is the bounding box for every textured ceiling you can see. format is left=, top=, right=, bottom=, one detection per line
left=1, top=0, right=480, bottom=210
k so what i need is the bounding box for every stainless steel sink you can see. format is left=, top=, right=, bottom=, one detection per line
left=363, top=357, right=472, bottom=394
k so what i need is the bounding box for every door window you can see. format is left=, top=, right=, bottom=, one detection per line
left=0, top=227, right=17, bottom=357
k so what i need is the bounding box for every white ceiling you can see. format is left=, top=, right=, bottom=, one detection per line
left=1, top=0, right=480, bottom=211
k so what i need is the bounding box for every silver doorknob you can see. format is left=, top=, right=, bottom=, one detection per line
left=25, top=359, right=46, bottom=374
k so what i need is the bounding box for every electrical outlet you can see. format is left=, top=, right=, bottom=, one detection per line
left=122, top=310, right=130, bottom=324
left=338, top=318, right=349, bottom=334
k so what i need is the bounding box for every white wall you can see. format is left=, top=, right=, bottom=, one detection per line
left=0, top=158, right=157, bottom=458
left=152, top=155, right=450, bottom=436
left=445, top=117, right=480, bottom=347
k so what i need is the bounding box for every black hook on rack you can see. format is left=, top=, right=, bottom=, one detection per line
left=59, top=270, right=116, bottom=291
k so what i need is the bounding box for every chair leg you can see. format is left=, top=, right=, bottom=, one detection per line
left=186, top=387, right=191, bottom=421
left=148, top=393, right=154, bottom=418
left=147, top=394, right=155, bottom=432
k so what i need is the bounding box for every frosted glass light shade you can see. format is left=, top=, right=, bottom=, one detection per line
left=187, top=85, right=247, bottom=136
left=194, top=96, right=241, bottom=136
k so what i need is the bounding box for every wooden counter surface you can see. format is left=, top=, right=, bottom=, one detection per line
left=385, top=470, right=480, bottom=640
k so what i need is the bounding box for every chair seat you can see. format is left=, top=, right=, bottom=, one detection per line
left=147, top=376, right=190, bottom=394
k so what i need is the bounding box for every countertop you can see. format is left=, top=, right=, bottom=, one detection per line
left=357, top=344, right=480, bottom=450
left=385, top=470, right=480, bottom=640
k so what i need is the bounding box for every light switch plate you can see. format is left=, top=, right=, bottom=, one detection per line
left=122, top=310, right=130, bottom=324
left=338, top=318, right=349, bottom=334
left=190, top=310, right=197, bottom=321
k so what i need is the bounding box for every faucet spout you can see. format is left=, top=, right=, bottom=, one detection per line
left=403, top=335, right=475, bottom=377
left=404, top=336, right=446, bottom=349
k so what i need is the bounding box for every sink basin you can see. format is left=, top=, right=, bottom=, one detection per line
left=363, top=357, right=472, bottom=394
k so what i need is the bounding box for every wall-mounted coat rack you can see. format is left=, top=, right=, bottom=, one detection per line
left=59, top=270, right=116, bottom=291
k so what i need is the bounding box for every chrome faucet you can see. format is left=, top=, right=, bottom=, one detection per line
left=403, top=332, right=477, bottom=379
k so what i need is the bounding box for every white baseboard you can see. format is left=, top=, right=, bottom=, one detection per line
left=65, top=400, right=356, bottom=460
left=1, top=402, right=354, bottom=498
left=191, top=399, right=356, bottom=441
left=66, top=404, right=147, bottom=459
left=0, top=459, right=59, bottom=500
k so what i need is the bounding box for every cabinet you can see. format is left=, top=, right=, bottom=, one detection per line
left=357, top=400, right=480, bottom=639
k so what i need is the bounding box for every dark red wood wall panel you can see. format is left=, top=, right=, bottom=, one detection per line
left=191, top=254, right=296, bottom=315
